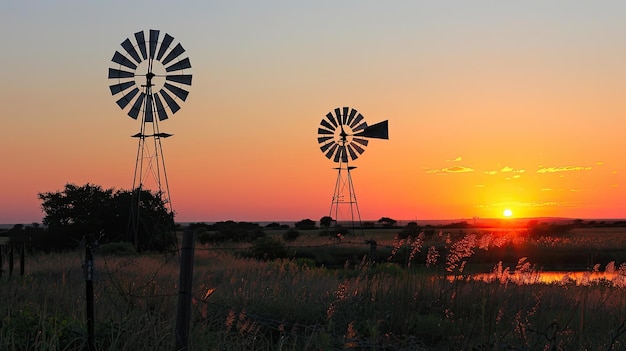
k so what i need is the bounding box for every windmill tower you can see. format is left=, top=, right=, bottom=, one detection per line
left=107, top=29, right=192, bottom=245
left=317, top=107, right=389, bottom=234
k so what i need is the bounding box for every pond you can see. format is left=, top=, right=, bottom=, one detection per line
left=462, top=270, right=626, bottom=287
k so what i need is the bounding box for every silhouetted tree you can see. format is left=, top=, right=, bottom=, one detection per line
left=319, top=216, right=333, bottom=228
left=377, top=217, right=397, bottom=227
left=295, top=218, right=316, bottom=230
left=38, top=183, right=175, bottom=252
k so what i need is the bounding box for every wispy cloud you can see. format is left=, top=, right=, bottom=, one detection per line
left=446, top=156, right=462, bottom=162
left=485, top=166, right=525, bottom=175
left=425, top=165, right=475, bottom=174
left=537, top=166, right=591, bottom=173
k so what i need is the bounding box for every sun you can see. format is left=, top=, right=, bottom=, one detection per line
left=503, top=209, right=513, bottom=218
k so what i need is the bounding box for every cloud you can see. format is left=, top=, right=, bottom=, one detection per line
left=537, top=166, right=592, bottom=173
left=485, top=166, right=525, bottom=175
left=426, top=165, right=475, bottom=174
left=446, top=156, right=462, bottom=162
left=540, top=188, right=553, bottom=191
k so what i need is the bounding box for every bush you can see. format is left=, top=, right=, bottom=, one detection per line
left=248, top=237, right=287, bottom=260
left=282, top=229, right=300, bottom=242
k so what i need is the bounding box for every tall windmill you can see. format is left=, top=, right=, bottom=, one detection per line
left=317, top=107, right=389, bottom=233
left=108, top=29, right=192, bottom=245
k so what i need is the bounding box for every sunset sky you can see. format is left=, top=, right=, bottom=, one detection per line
left=1, top=1, right=625, bottom=224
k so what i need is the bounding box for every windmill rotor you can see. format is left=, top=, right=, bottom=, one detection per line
left=317, top=107, right=388, bottom=163
left=108, top=29, right=192, bottom=121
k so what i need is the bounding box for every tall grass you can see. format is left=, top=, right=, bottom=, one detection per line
left=3, top=229, right=626, bottom=350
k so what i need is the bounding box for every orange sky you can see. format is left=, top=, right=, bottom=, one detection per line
left=1, top=2, right=625, bottom=224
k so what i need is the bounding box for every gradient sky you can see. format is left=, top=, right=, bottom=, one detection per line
left=1, top=1, right=625, bottom=224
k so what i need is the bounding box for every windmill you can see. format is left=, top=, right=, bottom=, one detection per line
left=107, top=29, right=192, bottom=245
left=317, top=107, right=389, bottom=234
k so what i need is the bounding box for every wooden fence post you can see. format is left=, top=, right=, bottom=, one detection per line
left=84, top=236, right=96, bottom=351
left=175, top=229, right=195, bottom=351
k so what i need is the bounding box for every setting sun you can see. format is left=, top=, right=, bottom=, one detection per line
left=503, top=209, right=513, bottom=218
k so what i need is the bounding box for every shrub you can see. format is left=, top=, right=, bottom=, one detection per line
left=248, top=237, right=288, bottom=260
left=282, top=229, right=300, bottom=242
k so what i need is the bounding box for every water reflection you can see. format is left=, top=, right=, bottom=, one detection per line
left=463, top=271, right=626, bottom=287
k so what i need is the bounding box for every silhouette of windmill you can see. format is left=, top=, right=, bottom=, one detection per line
left=108, top=29, right=192, bottom=245
left=317, top=107, right=389, bottom=234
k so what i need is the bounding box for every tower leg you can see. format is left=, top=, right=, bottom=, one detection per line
left=328, top=165, right=363, bottom=236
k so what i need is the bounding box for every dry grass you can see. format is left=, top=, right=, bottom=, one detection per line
left=3, top=228, right=626, bottom=350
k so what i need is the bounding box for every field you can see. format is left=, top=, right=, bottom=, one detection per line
left=3, top=225, right=626, bottom=350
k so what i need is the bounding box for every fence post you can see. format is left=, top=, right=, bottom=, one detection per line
left=175, top=228, right=195, bottom=351
left=84, top=236, right=96, bottom=351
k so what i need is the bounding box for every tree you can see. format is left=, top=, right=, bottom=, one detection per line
left=295, top=218, right=316, bottom=230
left=319, top=216, right=333, bottom=228
left=377, top=217, right=397, bottom=227
left=38, top=183, right=175, bottom=252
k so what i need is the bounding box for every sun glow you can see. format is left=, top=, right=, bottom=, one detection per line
left=503, top=209, right=513, bottom=218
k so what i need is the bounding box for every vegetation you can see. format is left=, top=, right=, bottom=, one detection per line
left=3, top=222, right=626, bottom=350
left=34, top=183, right=175, bottom=252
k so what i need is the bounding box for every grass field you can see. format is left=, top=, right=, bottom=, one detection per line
left=3, top=225, right=626, bottom=350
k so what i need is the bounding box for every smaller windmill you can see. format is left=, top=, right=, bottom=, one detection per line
left=317, top=107, right=389, bottom=233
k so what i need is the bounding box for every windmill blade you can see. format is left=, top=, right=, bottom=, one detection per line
left=111, top=51, right=137, bottom=70
left=144, top=95, right=154, bottom=122
left=162, top=43, right=185, bottom=65
left=349, top=141, right=365, bottom=155
left=121, top=38, right=142, bottom=64
left=342, top=107, right=350, bottom=125
left=354, top=120, right=389, bottom=139
left=165, top=58, right=191, bottom=72
left=158, top=90, right=181, bottom=113
left=134, top=31, right=148, bottom=60
left=108, top=68, right=135, bottom=79
left=128, top=92, right=146, bottom=119
left=153, top=94, right=169, bottom=121
left=317, top=136, right=333, bottom=144
left=347, top=144, right=359, bottom=160
left=109, top=81, right=135, bottom=95
left=156, top=33, right=174, bottom=60
left=149, top=30, right=159, bottom=59
left=346, top=108, right=358, bottom=126
left=349, top=113, right=364, bottom=129
left=320, top=141, right=334, bottom=152
left=352, top=137, right=369, bottom=147
left=115, top=87, right=139, bottom=109
left=166, top=74, right=192, bottom=85
left=333, top=145, right=344, bottom=163
left=340, top=146, right=348, bottom=163
left=325, top=112, right=338, bottom=128
left=317, top=127, right=334, bottom=136
left=334, top=108, right=343, bottom=125
left=164, top=82, right=189, bottom=101
left=352, top=121, right=367, bottom=132
left=325, top=143, right=338, bottom=160
left=319, top=119, right=335, bottom=132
